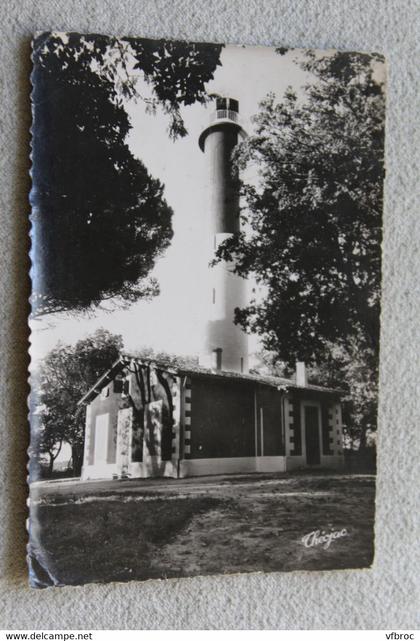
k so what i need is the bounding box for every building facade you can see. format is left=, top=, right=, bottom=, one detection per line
left=80, top=357, right=344, bottom=480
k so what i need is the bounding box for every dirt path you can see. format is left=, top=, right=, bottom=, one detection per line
left=28, top=473, right=375, bottom=586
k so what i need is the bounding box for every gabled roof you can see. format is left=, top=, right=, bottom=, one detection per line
left=77, top=357, right=126, bottom=405
left=78, top=353, right=344, bottom=406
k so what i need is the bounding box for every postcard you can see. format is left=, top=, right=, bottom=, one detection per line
left=28, top=33, right=385, bottom=586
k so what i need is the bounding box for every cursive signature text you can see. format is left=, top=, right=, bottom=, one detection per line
left=301, top=527, right=348, bottom=550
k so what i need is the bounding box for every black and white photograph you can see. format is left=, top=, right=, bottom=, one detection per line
left=28, top=33, right=386, bottom=587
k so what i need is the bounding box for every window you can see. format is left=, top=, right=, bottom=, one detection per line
left=215, top=97, right=239, bottom=112
left=121, top=377, right=131, bottom=397
left=212, top=288, right=216, bottom=304
left=113, top=378, right=123, bottom=394
left=229, top=98, right=239, bottom=113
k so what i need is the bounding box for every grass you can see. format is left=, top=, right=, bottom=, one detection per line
left=29, top=473, right=375, bottom=586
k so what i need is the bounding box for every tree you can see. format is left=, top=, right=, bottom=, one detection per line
left=35, top=329, right=124, bottom=476
left=31, top=33, right=223, bottom=315
left=299, top=339, right=378, bottom=450
left=35, top=423, right=64, bottom=478
left=126, top=36, right=223, bottom=138
left=132, top=346, right=199, bottom=369
left=249, top=348, right=290, bottom=378
left=216, top=51, right=385, bottom=445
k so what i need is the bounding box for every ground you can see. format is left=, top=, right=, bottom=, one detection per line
left=29, top=472, right=375, bottom=587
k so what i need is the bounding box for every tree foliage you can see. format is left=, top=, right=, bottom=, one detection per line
left=216, top=51, right=385, bottom=444
left=308, top=340, right=379, bottom=449
left=33, top=329, right=124, bottom=476
left=127, top=36, right=224, bottom=138
left=131, top=346, right=199, bottom=369
left=31, top=33, right=222, bottom=315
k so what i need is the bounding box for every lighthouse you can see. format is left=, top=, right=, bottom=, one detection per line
left=198, top=97, right=249, bottom=374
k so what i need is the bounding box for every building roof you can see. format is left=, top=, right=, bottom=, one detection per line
left=78, top=354, right=344, bottom=406
left=176, top=362, right=343, bottom=395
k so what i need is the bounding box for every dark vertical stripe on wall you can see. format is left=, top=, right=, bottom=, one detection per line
left=322, top=403, right=333, bottom=455
left=254, top=388, right=259, bottom=457
left=291, top=399, right=302, bottom=455
left=281, top=395, right=286, bottom=456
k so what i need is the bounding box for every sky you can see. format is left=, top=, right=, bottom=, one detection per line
left=30, top=44, right=313, bottom=364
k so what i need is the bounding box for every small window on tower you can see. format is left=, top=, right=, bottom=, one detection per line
left=240, top=357, right=244, bottom=373
left=229, top=98, right=239, bottom=113
left=216, top=97, right=227, bottom=110
left=212, top=288, right=216, bottom=304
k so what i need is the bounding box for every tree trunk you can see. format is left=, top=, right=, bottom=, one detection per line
left=71, top=444, right=83, bottom=476
left=359, top=427, right=367, bottom=451
left=48, top=452, right=54, bottom=477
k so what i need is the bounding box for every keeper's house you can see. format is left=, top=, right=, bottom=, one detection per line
left=79, top=357, right=344, bottom=480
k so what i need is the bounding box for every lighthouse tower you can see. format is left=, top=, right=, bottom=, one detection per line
left=198, top=97, right=249, bottom=374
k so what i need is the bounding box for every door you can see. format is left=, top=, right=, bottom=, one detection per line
left=94, top=413, right=109, bottom=464
left=304, top=405, right=321, bottom=465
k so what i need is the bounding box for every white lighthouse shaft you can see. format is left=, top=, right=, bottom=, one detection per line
left=198, top=99, right=249, bottom=373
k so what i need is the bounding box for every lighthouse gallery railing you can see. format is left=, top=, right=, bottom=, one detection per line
left=211, top=109, right=239, bottom=123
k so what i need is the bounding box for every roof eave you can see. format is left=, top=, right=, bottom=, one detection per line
left=77, top=356, right=126, bottom=406
left=77, top=353, right=345, bottom=406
